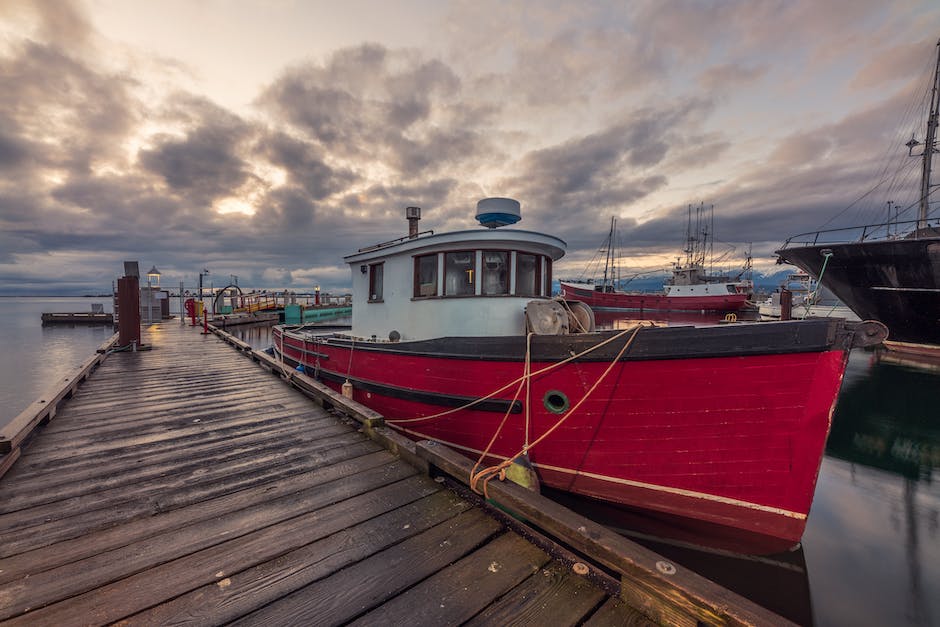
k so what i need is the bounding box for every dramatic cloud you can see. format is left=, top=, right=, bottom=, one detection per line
left=0, top=0, right=938, bottom=294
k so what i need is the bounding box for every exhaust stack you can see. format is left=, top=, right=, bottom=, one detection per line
left=406, top=206, right=421, bottom=238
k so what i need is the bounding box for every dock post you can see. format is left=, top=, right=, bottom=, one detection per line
left=780, top=288, right=792, bottom=320
left=117, top=264, right=141, bottom=349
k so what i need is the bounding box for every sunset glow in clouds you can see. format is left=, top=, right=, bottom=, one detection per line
left=1, top=1, right=939, bottom=293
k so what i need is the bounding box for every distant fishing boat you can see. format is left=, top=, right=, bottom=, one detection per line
left=776, top=38, right=940, bottom=351
left=561, top=205, right=755, bottom=313
left=758, top=272, right=860, bottom=321
left=274, top=198, right=885, bottom=553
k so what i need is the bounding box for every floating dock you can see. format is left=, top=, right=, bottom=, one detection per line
left=40, top=312, right=114, bottom=325
left=0, top=322, right=791, bottom=626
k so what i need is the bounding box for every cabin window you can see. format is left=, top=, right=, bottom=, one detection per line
left=368, top=262, right=384, bottom=302
left=482, top=251, right=510, bottom=295
left=444, top=251, right=476, bottom=295
left=414, top=254, right=438, bottom=297
left=516, top=253, right=540, bottom=296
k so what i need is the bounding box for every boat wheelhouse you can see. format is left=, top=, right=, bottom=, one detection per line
left=274, top=198, right=885, bottom=554
left=346, top=199, right=564, bottom=342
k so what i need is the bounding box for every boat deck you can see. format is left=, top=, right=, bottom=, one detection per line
left=0, top=322, right=657, bottom=625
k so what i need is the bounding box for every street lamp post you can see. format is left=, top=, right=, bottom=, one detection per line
left=146, top=265, right=161, bottom=324
left=198, top=269, right=210, bottom=305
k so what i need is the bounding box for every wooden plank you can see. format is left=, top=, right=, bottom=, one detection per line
left=214, top=328, right=430, bottom=474
left=583, top=597, right=658, bottom=627
left=345, top=532, right=551, bottom=626
left=13, top=401, right=328, bottom=464
left=6, top=408, right=324, bottom=481
left=0, top=450, right=396, bottom=583
left=0, top=439, right=382, bottom=557
left=123, top=493, right=486, bottom=626
left=0, top=421, right=353, bottom=512
left=230, top=508, right=504, bottom=626
left=416, top=440, right=794, bottom=627
left=1, top=477, right=442, bottom=625
left=0, top=469, right=429, bottom=621
left=464, top=562, right=608, bottom=626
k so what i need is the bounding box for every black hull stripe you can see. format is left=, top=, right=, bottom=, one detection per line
left=277, top=350, right=522, bottom=414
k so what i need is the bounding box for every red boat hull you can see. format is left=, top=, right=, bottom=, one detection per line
left=275, top=322, right=851, bottom=553
left=561, top=282, right=752, bottom=312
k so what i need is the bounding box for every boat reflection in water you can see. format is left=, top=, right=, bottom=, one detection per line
left=805, top=349, right=940, bottom=627
left=552, top=313, right=940, bottom=625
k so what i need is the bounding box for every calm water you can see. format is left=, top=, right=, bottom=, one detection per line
left=0, top=298, right=937, bottom=626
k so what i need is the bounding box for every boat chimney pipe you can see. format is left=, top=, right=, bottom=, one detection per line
left=406, top=206, right=421, bottom=238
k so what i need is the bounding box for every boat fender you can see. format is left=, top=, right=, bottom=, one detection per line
left=504, top=453, right=541, bottom=493
left=342, top=379, right=354, bottom=399
left=851, top=320, right=889, bottom=348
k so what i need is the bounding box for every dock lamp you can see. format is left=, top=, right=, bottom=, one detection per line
left=146, top=266, right=161, bottom=324
left=198, top=269, right=210, bottom=300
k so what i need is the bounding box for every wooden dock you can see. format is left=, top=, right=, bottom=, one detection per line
left=0, top=321, right=791, bottom=626
left=40, top=312, right=113, bottom=325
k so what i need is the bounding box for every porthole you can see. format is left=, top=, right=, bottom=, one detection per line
left=543, top=390, right=570, bottom=414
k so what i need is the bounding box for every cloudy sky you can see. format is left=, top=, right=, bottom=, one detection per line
left=2, top=0, right=939, bottom=295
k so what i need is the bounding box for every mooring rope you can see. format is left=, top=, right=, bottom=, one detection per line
left=801, top=250, right=834, bottom=320
left=468, top=323, right=645, bottom=499
left=384, top=324, right=645, bottom=426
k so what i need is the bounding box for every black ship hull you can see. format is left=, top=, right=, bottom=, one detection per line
left=776, top=237, right=940, bottom=346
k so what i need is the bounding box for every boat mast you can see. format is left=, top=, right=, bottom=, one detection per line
left=602, top=216, right=615, bottom=290
left=917, top=38, right=940, bottom=229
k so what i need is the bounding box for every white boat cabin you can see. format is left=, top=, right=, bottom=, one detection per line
left=343, top=199, right=566, bottom=342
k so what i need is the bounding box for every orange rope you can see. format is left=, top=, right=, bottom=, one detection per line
left=386, top=325, right=641, bottom=425
left=468, top=323, right=644, bottom=498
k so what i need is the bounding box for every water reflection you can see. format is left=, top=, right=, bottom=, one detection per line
left=807, top=350, right=940, bottom=627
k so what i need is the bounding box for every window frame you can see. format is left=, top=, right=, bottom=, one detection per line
left=480, top=249, right=511, bottom=296
left=442, top=249, right=478, bottom=296
left=413, top=253, right=439, bottom=298
left=514, top=251, right=542, bottom=297
left=368, top=262, right=384, bottom=303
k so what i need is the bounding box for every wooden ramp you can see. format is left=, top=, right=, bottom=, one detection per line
left=0, top=322, right=654, bottom=626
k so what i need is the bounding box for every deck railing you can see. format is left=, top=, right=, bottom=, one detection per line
left=779, top=217, right=940, bottom=249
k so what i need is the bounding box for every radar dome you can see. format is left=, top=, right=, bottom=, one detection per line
left=475, top=197, right=521, bottom=228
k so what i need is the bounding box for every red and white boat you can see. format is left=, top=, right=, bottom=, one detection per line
left=274, top=198, right=884, bottom=553
left=560, top=207, right=754, bottom=313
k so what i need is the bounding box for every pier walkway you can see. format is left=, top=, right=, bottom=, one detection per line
left=0, top=322, right=787, bottom=626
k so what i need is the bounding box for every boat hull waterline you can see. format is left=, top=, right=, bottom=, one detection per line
left=274, top=319, right=873, bottom=553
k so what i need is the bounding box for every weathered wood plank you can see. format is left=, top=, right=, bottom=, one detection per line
left=583, top=597, right=658, bottom=627
left=0, top=438, right=382, bottom=557
left=5, top=408, right=325, bottom=481
left=231, top=508, right=503, bottom=626
left=345, top=531, right=551, bottom=626
left=0, top=470, right=429, bottom=621
left=1, top=477, right=442, bottom=625
left=124, top=493, right=487, bottom=626
left=0, top=419, right=347, bottom=507
left=0, top=429, right=366, bottom=522
left=464, top=562, right=608, bottom=626
left=0, top=450, right=396, bottom=584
